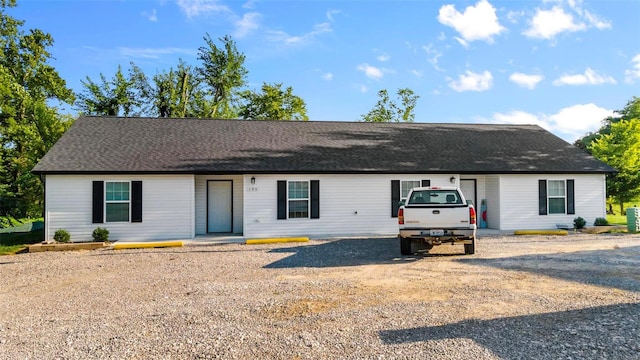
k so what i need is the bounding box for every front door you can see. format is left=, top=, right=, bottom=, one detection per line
left=207, top=180, right=232, bottom=233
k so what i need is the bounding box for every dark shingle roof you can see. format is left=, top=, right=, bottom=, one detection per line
left=32, top=116, right=614, bottom=174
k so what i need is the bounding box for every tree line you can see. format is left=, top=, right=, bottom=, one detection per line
left=0, top=0, right=637, bottom=225
left=76, top=34, right=310, bottom=121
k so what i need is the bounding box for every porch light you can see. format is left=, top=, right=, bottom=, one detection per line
left=251, top=176, right=256, bottom=185
left=450, top=176, right=456, bottom=184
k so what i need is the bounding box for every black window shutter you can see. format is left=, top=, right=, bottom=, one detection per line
left=421, top=179, right=431, bottom=187
left=310, top=180, right=320, bottom=219
left=538, top=180, right=547, bottom=215
left=277, top=180, right=287, bottom=220
left=566, top=179, right=575, bottom=215
left=92, top=181, right=104, bottom=223
left=391, top=180, right=400, bottom=217
left=131, top=181, right=143, bottom=222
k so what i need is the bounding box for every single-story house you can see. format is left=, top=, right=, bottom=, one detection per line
left=32, top=116, right=614, bottom=242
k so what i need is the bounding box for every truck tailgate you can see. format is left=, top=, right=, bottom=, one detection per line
left=402, top=205, right=470, bottom=229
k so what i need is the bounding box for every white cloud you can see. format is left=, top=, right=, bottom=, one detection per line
left=553, top=68, right=616, bottom=86
left=267, top=22, right=332, bottom=45
left=523, top=1, right=611, bottom=40
left=523, top=6, right=584, bottom=39
left=567, top=0, right=612, bottom=30
left=549, top=104, right=613, bottom=137
left=326, top=9, right=340, bottom=22
left=176, top=0, right=229, bottom=18
left=437, top=0, right=506, bottom=46
left=487, top=103, right=614, bottom=142
left=582, top=9, right=611, bottom=30
left=625, top=54, right=640, bottom=84
left=234, top=12, right=261, bottom=38
left=359, top=85, right=368, bottom=93
left=492, top=110, right=546, bottom=127
left=448, top=70, right=493, bottom=92
left=377, top=53, right=390, bottom=62
left=356, top=63, right=384, bottom=80
left=142, top=9, right=158, bottom=22
left=118, top=47, right=195, bottom=59
left=411, top=70, right=423, bottom=77
left=322, top=72, right=333, bottom=81
left=423, top=44, right=444, bottom=71
left=509, top=72, right=544, bottom=89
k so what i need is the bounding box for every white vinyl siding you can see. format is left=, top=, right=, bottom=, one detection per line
left=194, top=175, right=244, bottom=235
left=484, top=175, right=501, bottom=229
left=497, top=174, right=606, bottom=230
left=44, top=172, right=608, bottom=240
left=242, top=174, right=458, bottom=238
left=45, top=175, right=194, bottom=242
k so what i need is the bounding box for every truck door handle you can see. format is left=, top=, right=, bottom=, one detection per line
left=433, top=210, right=440, bottom=214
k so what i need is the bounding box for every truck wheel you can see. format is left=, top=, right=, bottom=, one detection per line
left=464, top=237, right=476, bottom=255
left=400, top=237, right=412, bottom=255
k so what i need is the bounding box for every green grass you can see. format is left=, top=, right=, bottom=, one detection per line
left=606, top=197, right=640, bottom=226
left=607, top=214, right=628, bottom=226
left=0, top=245, right=27, bottom=255
left=0, top=228, right=43, bottom=246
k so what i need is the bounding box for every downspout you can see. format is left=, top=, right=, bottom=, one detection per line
left=40, top=174, right=47, bottom=243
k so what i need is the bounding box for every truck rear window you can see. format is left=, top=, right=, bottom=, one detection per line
left=408, top=190, right=463, bottom=205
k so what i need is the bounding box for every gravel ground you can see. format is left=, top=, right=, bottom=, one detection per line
left=1, top=233, right=639, bottom=359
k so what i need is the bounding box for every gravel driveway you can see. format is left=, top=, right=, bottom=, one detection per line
left=1, top=233, right=639, bottom=359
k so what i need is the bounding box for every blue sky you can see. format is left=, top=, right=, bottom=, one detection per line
left=11, top=0, right=640, bottom=142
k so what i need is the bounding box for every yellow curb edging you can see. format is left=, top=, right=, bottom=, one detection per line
left=112, top=241, right=184, bottom=250
left=514, top=230, right=568, bottom=236
left=245, top=237, right=309, bottom=245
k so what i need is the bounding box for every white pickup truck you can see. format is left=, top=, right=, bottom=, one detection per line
left=398, top=186, right=477, bottom=255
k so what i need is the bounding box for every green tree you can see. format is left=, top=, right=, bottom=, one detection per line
left=0, top=0, right=74, bottom=219
left=238, top=83, right=308, bottom=121
left=197, top=34, right=248, bottom=118
left=361, top=88, right=419, bottom=123
left=575, top=96, right=640, bottom=151
left=76, top=64, right=144, bottom=116
left=589, top=119, right=640, bottom=214
left=132, top=60, right=206, bottom=118
left=152, top=61, right=195, bottom=117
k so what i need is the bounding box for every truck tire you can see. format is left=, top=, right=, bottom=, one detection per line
left=400, top=237, right=412, bottom=255
left=464, top=237, right=475, bottom=255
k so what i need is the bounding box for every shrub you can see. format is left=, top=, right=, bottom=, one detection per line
left=594, top=217, right=609, bottom=226
left=573, top=217, right=586, bottom=229
left=53, top=229, right=70, bottom=243
left=92, top=227, right=109, bottom=242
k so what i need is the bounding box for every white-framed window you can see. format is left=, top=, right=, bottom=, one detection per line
left=547, top=180, right=566, bottom=214
left=288, top=181, right=309, bottom=219
left=105, top=181, right=130, bottom=222
left=400, top=180, right=421, bottom=201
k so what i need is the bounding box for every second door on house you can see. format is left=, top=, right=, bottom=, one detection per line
left=207, top=180, right=232, bottom=233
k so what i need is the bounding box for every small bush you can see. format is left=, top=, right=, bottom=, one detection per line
left=53, top=229, right=70, bottom=243
left=92, top=227, right=109, bottom=242
left=573, top=217, right=586, bottom=229
left=594, top=217, right=609, bottom=226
